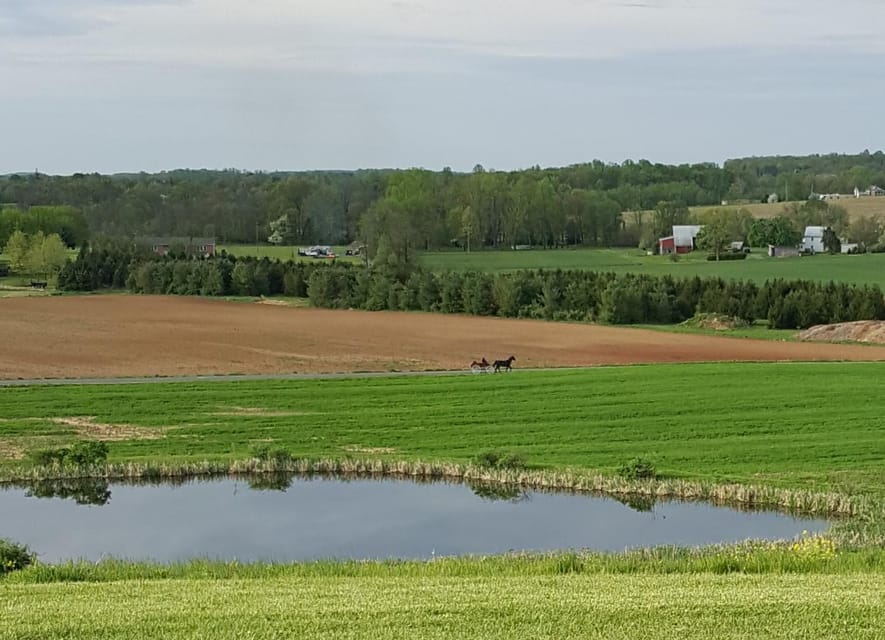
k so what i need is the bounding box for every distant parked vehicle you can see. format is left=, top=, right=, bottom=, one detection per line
left=298, top=245, right=333, bottom=258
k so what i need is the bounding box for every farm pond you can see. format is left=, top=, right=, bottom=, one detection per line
left=0, top=475, right=828, bottom=563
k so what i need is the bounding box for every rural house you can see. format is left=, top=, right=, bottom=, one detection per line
left=138, top=237, right=217, bottom=258
left=768, top=245, right=801, bottom=258
left=658, top=225, right=702, bottom=254
left=854, top=185, right=885, bottom=197
left=800, top=226, right=826, bottom=254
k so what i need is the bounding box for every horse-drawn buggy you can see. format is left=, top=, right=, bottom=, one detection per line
left=469, top=356, right=515, bottom=373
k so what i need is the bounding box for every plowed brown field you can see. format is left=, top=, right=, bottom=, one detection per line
left=2, top=296, right=885, bottom=380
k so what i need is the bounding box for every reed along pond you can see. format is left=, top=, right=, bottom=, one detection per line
left=0, top=475, right=828, bottom=563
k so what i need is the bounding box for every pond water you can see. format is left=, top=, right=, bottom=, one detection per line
left=0, top=475, right=828, bottom=563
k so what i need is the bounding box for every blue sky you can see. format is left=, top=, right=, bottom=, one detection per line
left=1, top=0, right=883, bottom=174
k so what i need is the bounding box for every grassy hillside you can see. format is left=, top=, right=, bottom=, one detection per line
left=418, top=248, right=885, bottom=287
left=2, top=363, right=884, bottom=495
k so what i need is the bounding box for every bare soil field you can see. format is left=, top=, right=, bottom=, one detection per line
left=2, top=296, right=885, bottom=380
left=691, top=198, right=885, bottom=220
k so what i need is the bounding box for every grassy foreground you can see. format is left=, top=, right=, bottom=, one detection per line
left=2, top=569, right=883, bottom=640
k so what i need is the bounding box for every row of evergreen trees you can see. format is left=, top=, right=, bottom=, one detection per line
left=57, top=247, right=885, bottom=330
left=303, top=265, right=884, bottom=329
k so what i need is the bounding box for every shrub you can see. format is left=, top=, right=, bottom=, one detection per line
left=473, top=450, right=526, bottom=470
left=30, top=441, right=109, bottom=468
left=618, top=457, right=656, bottom=480
left=706, top=252, right=747, bottom=261
left=67, top=441, right=109, bottom=467
left=29, top=447, right=69, bottom=466
left=251, top=445, right=292, bottom=465
left=0, top=539, right=35, bottom=576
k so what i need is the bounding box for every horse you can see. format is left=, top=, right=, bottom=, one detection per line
left=492, top=355, right=516, bottom=372
left=470, top=358, right=491, bottom=373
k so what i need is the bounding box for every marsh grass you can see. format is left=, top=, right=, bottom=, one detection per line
left=4, top=538, right=882, bottom=586
left=0, top=456, right=867, bottom=519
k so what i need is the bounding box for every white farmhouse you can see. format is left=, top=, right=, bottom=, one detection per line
left=801, top=226, right=826, bottom=253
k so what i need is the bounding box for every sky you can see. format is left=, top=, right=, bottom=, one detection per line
left=1, top=0, right=884, bottom=174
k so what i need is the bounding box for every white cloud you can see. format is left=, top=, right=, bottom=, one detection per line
left=2, top=0, right=885, bottom=74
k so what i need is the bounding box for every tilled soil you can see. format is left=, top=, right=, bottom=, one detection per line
left=2, top=296, right=885, bottom=380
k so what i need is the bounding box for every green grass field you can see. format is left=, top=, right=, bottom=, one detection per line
left=3, top=570, right=883, bottom=640
left=2, top=363, right=883, bottom=495
left=418, top=247, right=885, bottom=287
left=218, top=244, right=364, bottom=265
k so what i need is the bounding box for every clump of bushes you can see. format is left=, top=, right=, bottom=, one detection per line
left=29, top=441, right=109, bottom=468
left=251, top=445, right=293, bottom=465
left=618, top=457, right=656, bottom=480
left=0, top=539, right=35, bottom=576
left=473, top=450, right=526, bottom=470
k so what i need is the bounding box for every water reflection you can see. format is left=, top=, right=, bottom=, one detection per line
left=0, top=474, right=830, bottom=563
left=468, top=481, right=529, bottom=503
left=25, top=478, right=112, bottom=506
left=611, top=493, right=657, bottom=513
left=246, top=473, right=293, bottom=492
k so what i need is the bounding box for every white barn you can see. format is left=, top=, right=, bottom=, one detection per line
left=673, top=225, right=702, bottom=250
left=801, top=226, right=826, bottom=253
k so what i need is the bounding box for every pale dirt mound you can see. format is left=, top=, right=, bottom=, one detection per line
left=49, top=417, right=164, bottom=441
left=2, top=296, right=885, bottom=380
left=342, top=445, right=397, bottom=454
left=0, top=440, right=25, bottom=460
left=683, top=314, right=748, bottom=331
left=799, top=320, right=885, bottom=344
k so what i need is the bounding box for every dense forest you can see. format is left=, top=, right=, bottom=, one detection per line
left=2, top=152, right=884, bottom=253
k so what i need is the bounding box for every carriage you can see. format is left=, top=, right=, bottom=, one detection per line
left=470, top=356, right=515, bottom=373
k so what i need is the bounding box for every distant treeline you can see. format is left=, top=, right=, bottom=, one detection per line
left=58, top=245, right=885, bottom=330
left=725, top=151, right=885, bottom=200
left=0, top=205, right=89, bottom=248
left=3, top=151, right=884, bottom=251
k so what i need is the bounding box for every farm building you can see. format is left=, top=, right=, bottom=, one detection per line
left=768, top=245, right=801, bottom=258
left=854, top=185, right=885, bottom=197
left=139, top=237, right=216, bottom=258
left=658, top=225, right=702, bottom=254
left=800, top=226, right=826, bottom=254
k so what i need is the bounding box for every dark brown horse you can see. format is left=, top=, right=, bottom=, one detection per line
left=493, top=355, right=516, bottom=372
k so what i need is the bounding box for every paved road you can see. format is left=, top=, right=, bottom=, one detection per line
left=0, top=368, right=527, bottom=387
